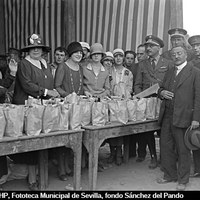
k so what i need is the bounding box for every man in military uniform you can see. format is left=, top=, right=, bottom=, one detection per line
left=187, top=35, right=200, bottom=178
left=134, top=35, right=172, bottom=169
left=162, top=28, right=195, bottom=62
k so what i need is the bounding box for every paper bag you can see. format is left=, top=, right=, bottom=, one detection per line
left=108, top=100, right=128, bottom=124
left=4, top=105, right=25, bottom=137
left=127, top=99, right=137, bottom=121
left=0, top=105, right=6, bottom=138
left=92, top=100, right=109, bottom=126
left=146, top=97, right=157, bottom=120
left=136, top=98, right=147, bottom=121
left=24, top=104, right=45, bottom=136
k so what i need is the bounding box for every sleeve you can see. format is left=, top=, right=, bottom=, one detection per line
left=54, top=64, right=68, bottom=97
left=134, top=63, right=143, bottom=94
left=193, top=69, right=200, bottom=121
left=0, top=73, right=15, bottom=88
left=17, top=61, right=45, bottom=97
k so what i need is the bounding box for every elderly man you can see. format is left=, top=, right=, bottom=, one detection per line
left=162, top=28, right=195, bottom=61
left=157, top=45, right=200, bottom=191
left=134, top=35, right=172, bottom=169
left=188, top=35, right=200, bottom=178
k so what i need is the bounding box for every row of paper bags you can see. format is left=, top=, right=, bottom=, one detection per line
left=0, top=97, right=161, bottom=139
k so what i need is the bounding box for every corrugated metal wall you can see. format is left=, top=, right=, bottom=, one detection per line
left=4, top=0, right=63, bottom=61
left=3, top=0, right=174, bottom=61
left=75, top=0, right=171, bottom=52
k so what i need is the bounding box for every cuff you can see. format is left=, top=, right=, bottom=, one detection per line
left=44, top=89, right=48, bottom=96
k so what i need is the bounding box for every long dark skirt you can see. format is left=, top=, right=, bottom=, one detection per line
left=0, top=156, right=8, bottom=178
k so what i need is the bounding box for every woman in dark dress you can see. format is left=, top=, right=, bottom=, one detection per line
left=10, top=33, right=59, bottom=191
left=54, top=41, right=84, bottom=180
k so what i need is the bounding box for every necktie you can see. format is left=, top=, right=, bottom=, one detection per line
left=151, top=59, right=156, bottom=70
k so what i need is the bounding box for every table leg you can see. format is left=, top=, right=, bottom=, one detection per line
left=123, top=136, right=130, bottom=163
left=88, top=133, right=100, bottom=190
left=70, top=133, right=82, bottom=190
left=38, top=149, right=48, bottom=190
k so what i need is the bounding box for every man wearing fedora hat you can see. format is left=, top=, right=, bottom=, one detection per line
left=134, top=35, right=172, bottom=169
left=162, top=28, right=195, bottom=62
left=187, top=35, right=200, bottom=178
left=157, top=45, right=200, bottom=190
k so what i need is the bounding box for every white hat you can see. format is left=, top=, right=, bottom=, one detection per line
left=101, top=51, right=114, bottom=62
left=113, top=48, right=124, bottom=56
left=80, top=42, right=90, bottom=51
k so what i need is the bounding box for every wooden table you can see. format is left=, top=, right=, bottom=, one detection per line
left=0, top=129, right=83, bottom=190
left=82, top=119, right=160, bottom=190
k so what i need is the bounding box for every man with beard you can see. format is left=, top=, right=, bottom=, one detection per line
left=134, top=35, right=172, bottom=169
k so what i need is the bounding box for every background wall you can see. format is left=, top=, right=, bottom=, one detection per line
left=0, top=0, right=183, bottom=62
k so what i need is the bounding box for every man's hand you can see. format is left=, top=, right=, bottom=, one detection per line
left=190, top=121, right=200, bottom=130
left=160, top=90, right=174, bottom=100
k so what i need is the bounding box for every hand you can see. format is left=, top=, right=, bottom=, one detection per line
left=85, top=91, right=93, bottom=98
left=47, top=89, right=60, bottom=98
left=190, top=121, right=200, bottom=130
left=9, top=59, right=18, bottom=76
left=160, top=90, right=174, bottom=100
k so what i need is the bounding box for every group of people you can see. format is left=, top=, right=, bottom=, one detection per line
left=0, top=26, right=200, bottom=191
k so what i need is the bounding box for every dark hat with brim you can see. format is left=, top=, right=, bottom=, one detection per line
left=188, top=35, right=200, bottom=46
left=144, top=35, right=164, bottom=48
left=184, top=127, right=199, bottom=150
left=191, top=129, right=200, bottom=148
left=21, top=33, right=51, bottom=52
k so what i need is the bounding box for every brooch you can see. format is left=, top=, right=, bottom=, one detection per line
left=124, top=70, right=129, bottom=76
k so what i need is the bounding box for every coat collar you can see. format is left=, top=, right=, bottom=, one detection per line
left=25, top=55, right=47, bottom=69
left=86, top=63, right=105, bottom=72
left=176, top=62, right=192, bottom=88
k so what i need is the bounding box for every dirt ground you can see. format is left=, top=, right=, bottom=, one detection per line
left=2, top=138, right=200, bottom=191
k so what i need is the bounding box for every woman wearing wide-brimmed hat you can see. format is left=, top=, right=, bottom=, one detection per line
left=10, top=33, right=59, bottom=191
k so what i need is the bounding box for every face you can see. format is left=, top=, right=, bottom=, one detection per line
left=54, top=50, right=66, bottom=64
left=91, top=53, right=102, bottom=63
left=137, top=46, right=147, bottom=62
left=171, top=36, right=185, bottom=47
left=191, top=43, right=200, bottom=57
left=114, top=54, right=124, bottom=66
left=145, top=44, right=160, bottom=58
left=71, top=51, right=83, bottom=63
left=82, top=48, right=89, bottom=58
left=29, top=48, right=43, bottom=60
left=124, top=53, right=135, bottom=67
left=171, top=46, right=187, bottom=66
left=102, top=58, right=114, bottom=68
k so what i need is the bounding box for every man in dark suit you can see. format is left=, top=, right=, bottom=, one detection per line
left=162, top=28, right=195, bottom=62
left=157, top=46, right=200, bottom=191
left=187, top=35, right=200, bottom=178
left=134, top=35, right=172, bottom=169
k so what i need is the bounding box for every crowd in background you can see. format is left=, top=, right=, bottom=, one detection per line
left=1, top=27, right=200, bottom=191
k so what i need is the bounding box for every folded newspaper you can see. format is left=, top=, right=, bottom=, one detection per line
left=133, top=83, right=160, bottom=99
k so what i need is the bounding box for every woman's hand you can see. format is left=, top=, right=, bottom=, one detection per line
left=85, top=91, right=93, bottom=98
left=47, top=89, right=60, bottom=98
